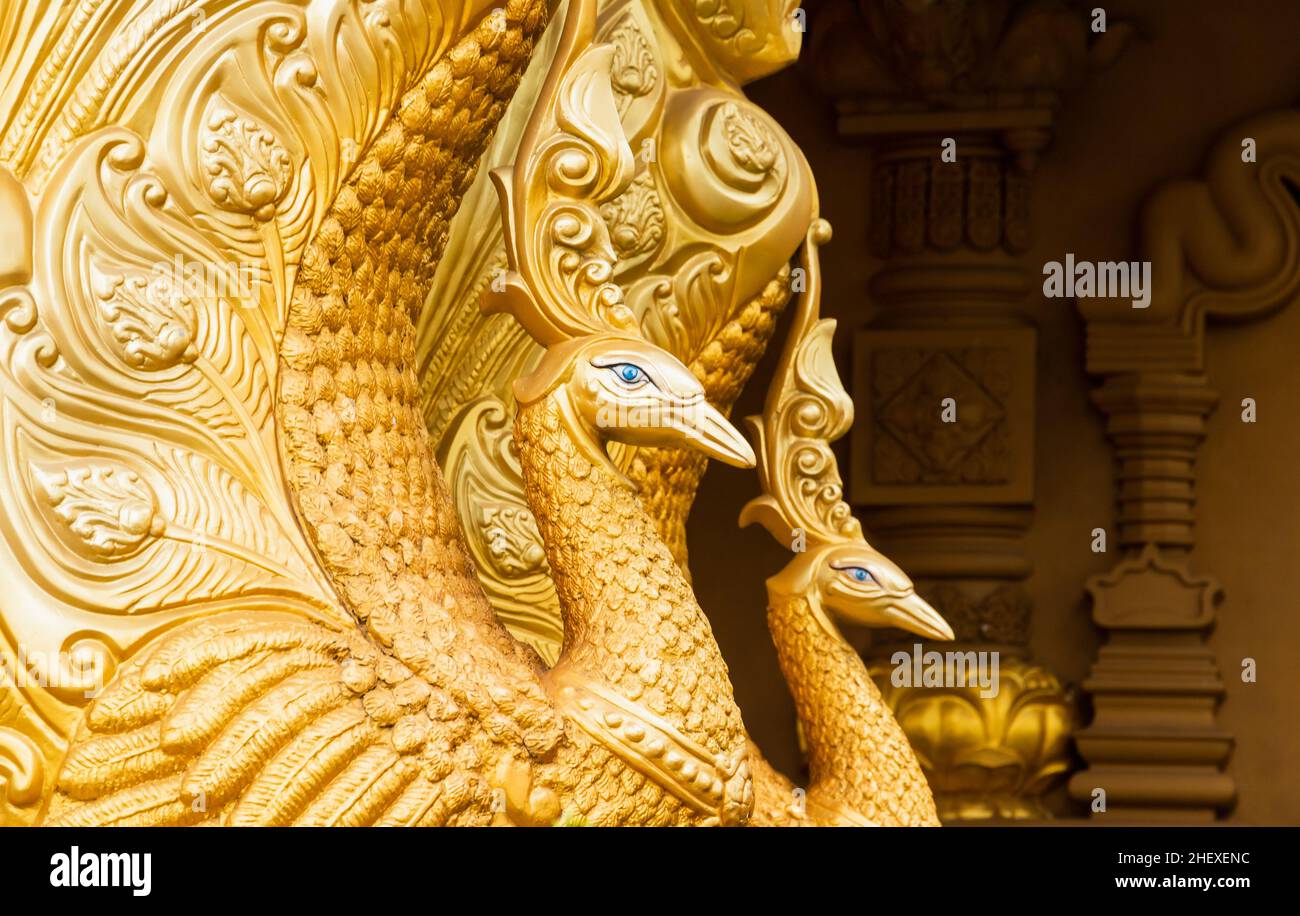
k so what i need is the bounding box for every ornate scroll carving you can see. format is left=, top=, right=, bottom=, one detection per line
left=743, top=222, right=859, bottom=549
left=418, top=0, right=814, bottom=660
left=0, top=0, right=514, bottom=826
left=198, top=100, right=294, bottom=222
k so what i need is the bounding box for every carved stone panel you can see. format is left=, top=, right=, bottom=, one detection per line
left=851, top=327, right=1035, bottom=505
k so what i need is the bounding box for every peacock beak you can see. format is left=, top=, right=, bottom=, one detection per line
left=678, top=401, right=756, bottom=468
left=886, top=591, right=955, bottom=641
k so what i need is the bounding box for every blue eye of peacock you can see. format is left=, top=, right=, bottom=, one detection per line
left=611, top=363, right=646, bottom=385
left=841, top=566, right=873, bottom=584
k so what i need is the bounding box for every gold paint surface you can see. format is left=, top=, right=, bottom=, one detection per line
left=1, top=0, right=942, bottom=827
left=419, top=0, right=813, bottom=663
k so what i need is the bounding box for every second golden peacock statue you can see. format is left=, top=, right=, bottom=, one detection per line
left=740, top=219, right=952, bottom=827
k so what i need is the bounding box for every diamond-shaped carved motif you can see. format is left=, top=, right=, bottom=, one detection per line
left=875, top=350, right=1009, bottom=483
left=851, top=328, right=1034, bottom=505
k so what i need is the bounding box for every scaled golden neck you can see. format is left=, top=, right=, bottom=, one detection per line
left=766, top=591, right=940, bottom=826
left=514, top=391, right=746, bottom=759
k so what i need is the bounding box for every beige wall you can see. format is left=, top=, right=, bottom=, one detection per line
left=688, top=0, right=1300, bottom=823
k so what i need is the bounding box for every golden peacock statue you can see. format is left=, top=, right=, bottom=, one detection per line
left=739, top=219, right=952, bottom=827
left=419, top=0, right=814, bottom=664
left=0, top=0, right=948, bottom=826
left=26, top=0, right=757, bottom=828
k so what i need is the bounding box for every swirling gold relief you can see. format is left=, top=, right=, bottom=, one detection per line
left=659, top=0, right=802, bottom=84
left=484, top=5, right=639, bottom=345
left=420, top=0, right=814, bottom=660
left=0, top=0, right=530, bottom=826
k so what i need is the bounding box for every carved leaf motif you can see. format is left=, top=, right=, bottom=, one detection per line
left=199, top=101, right=292, bottom=221
left=482, top=504, right=549, bottom=577
left=144, top=445, right=317, bottom=600
left=0, top=126, right=332, bottom=620
left=717, top=102, right=780, bottom=177
left=89, top=262, right=198, bottom=371
left=632, top=249, right=730, bottom=361
left=607, top=13, right=658, bottom=115
left=32, top=464, right=163, bottom=560
left=599, top=171, right=666, bottom=266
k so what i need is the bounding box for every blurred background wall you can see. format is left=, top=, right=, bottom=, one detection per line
left=687, top=0, right=1300, bottom=825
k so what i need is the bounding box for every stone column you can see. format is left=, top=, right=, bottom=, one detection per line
left=1068, top=364, right=1234, bottom=820
left=807, top=0, right=1129, bottom=820
left=1060, top=92, right=1300, bottom=820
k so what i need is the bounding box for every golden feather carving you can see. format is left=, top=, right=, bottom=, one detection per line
left=740, top=218, right=863, bottom=550
left=0, top=0, right=944, bottom=828
left=485, top=3, right=639, bottom=344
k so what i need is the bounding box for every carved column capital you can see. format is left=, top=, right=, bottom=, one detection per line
left=1089, top=373, right=1219, bottom=551
left=806, top=0, right=1131, bottom=141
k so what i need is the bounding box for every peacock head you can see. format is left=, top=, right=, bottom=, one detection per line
left=482, top=7, right=754, bottom=474
left=799, top=542, right=953, bottom=641
left=740, top=495, right=952, bottom=641
left=516, top=333, right=756, bottom=470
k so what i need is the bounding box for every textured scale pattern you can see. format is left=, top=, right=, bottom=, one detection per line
left=767, top=595, right=940, bottom=826
left=744, top=737, right=816, bottom=826
left=515, top=394, right=751, bottom=807
left=628, top=265, right=792, bottom=571
left=274, top=0, right=564, bottom=790
left=46, top=1, right=591, bottom=827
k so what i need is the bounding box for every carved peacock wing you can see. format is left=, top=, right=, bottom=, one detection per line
left=2, top=0, right=560, bottom=826
left=43, top=604, right=572, bottom=826
left=46, top=612, right=421, bottom=826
